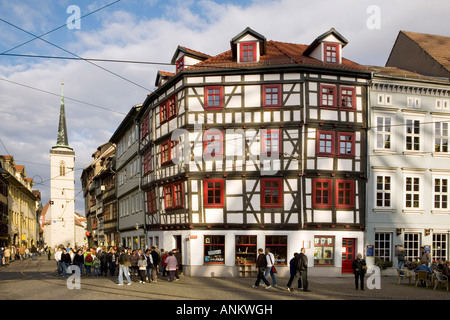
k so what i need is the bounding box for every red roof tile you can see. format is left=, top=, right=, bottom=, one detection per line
left=186, top=40, right=367, bottom=72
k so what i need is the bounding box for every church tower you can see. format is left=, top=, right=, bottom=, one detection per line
left=47, top=83, right=76, bottom=248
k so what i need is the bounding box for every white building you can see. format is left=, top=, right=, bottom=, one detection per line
left=45, top=84, right=76, bottom=248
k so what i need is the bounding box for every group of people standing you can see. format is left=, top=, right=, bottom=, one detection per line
left=52, top=244, right=183, bottom=286
left=0, top=245, right=43, bottom=265
left=253, top=248, right=310, bottom=292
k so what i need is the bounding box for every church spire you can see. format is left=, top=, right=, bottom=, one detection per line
left=55, top=82, right=70, bottom=148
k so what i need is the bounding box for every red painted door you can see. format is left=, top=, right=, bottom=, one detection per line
left=342, top=238, right=355, bottom=273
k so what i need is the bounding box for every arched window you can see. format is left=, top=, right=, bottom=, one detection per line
left=60, top=161, right=66, bottom=176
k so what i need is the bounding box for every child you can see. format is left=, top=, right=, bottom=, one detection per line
left=138, top=254, right=148, bottom=283
left=93, top=256, right=101, bottom=276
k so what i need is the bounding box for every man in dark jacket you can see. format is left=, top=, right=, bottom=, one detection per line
left=295, top=248, right=309, bottom=292
left=252, top=248, right=271, bottom=289
left=60, top=248, right=72, bottom=277
left=150, top=246, right=160, bottom=282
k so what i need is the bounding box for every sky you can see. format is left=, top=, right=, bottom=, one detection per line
left=0, top=0, right=449, bottom=214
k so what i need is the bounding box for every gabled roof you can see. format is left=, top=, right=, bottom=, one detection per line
left=303, top=28, right=349, bottom=56
left=170, top=45, right=212, bottom=64
left=155, top=70, right=175, bottom=87
left=399, top=31, right=450, bottom=74
left=230, top=27, right=267, bottom=57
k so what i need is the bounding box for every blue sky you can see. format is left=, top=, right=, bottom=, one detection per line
left=0, top=0, right=449, bottom=214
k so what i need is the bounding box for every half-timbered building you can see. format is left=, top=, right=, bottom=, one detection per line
left=138, top=27, right=371, bottom=277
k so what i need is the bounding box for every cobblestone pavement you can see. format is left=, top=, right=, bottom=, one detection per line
left=1, top=256, right=448, bottom=302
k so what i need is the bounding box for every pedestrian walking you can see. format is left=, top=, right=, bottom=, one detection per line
left=352, top=253, right=367, bottom=290
left=165, top=251, right=178, bottom=282
left=285, top=252, right=301, bottom=292
left=264, top=248, right=277, bottom=287
left=295, top=248, right=309, bottom=292
left=118, top=249, right=132, bottom=286
left=173, top=249, right=181, bottom=280
left=4, top=246, right=10, bottom=265
left=109, top=248, right=118, bottom=276
left=161, top=250, right=168, bottom=278
left=252, top=248, right=271, bottom=289
left=130, top=249, right=139, bottom=282
left=395, top=246, right=406, bottom=273
left=61, top=248, right=71, bottom=277
left=73, top=249, right=84, bottom=275
left=84, top=251, right=93, bottom=276
left=145, top=249, right=154, bottom=283
left=150, top=246, right=160, bottom=282
left=93, top=256, right=101, bottom=276
left=55, top=247, right=63, bottom=275
left=138, top=254, right=147, bottom=283
left=99, top=248, right=108, bottom=277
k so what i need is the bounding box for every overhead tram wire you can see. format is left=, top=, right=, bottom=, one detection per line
left=0, top=17, right=151, bottom=92
left=0, top=0, right=121, bottom=55
left=0, top=77, right=127, bottom=115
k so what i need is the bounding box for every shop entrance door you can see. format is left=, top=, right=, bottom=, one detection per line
left=342, top=238, right=355, bottom=273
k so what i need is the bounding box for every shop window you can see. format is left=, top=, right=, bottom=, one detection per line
left=204, top=235, right=225, bottom=264
left=265, top=235, right=287, bottom=265
left=235, top=235, right=257, bottom=265
left=314, top=236, right=334, bottom=266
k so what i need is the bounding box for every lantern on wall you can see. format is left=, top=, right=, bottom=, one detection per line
left=396, top=228, right=402, bottom=236
left=425, top=229, right=431, bottom=236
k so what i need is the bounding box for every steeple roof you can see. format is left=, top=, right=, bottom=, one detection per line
left=54, top=82, right=70, bottom=149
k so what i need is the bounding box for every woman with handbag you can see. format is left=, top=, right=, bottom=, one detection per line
left=352, top=253, right=367, bottom=290
left=264, top=248, right=278, bottom=287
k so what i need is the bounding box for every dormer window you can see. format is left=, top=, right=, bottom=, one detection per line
left=176, top=57, right=184, bottom=72
left=240, top=42, right=257, bottom=62
left=324, top=42, right=339, bottom=63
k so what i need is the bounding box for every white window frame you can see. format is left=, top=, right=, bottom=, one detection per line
left=431, top=171, right=450, bottom=214
left=403, top=170, right=424, bottom=213
left=403, top=113, right=425, bottom=155
left=374, top=172, right=395, bottom=210
left=433, top=116, right=450, bottom=157
left=374, top=114, right=394, bottom=152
